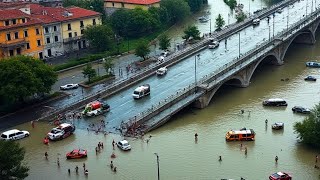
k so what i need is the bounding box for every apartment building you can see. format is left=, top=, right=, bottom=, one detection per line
left=104, top=0, right=160, bottom=15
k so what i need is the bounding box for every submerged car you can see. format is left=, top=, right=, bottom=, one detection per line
left=269, top=171, right=292, bottom=180
left=0, top=129, right=30, bottom=141
left=292, top=106, right=311, bottom=114
left=47, top=123, right=75, bottom=141
left=263, top=98, right=288, bottom=107
left=304, top=75, right=317, bottom=81
left=117, top=140, right=131, bottom=151
left=60, top=83, right=79, bottom=90
left=306, top=61, right=320, bottom=68
left=271, top=122, right=284, bottom=130
left=66, top=149, right=87, bottom=159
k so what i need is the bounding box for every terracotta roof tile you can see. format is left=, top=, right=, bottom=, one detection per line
left=0, top=9, right=28, bottom=20
left=104, top=0, right=160, bottom=5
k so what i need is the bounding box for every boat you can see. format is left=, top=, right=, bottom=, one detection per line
left=262, top=98, right=287, bottom=107
left=66, top=149, right=87, bottom=159
left=271, top=122, right=284, bottom=130
left=306, top=61, right=320, bottom=67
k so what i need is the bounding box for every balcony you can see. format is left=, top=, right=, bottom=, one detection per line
left=0, top=38, right=27, bottom=49
left=63, top=36, right=82, bottom=43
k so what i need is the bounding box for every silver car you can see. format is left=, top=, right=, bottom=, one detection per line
left=60, top=83, right=79, bottom=90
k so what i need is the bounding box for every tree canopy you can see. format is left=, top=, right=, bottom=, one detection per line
left=83, top=24, right=115, bottom=52
left=187, top=0, right=204, bottom=12
left=294, top=103, right=320, bottom=148
left=236, top=12, right=247, bottom=22
left=0, top=140, right=29, bottom=180
left=160, top=0, right=191, bottom=24
left=215, top=14, right=225, bottom=31
left=82, top=64, right=97, bottom=82
left=182, top=25, right=201, bottom=40
left=135, top=40, right=150, bottom=60
left=0, top=56, right=57, bottom=104
left=158, top=34, right=171, bottom=51
left=223, top=0, right=237, bottom=10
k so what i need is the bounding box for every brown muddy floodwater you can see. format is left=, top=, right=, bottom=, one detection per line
left=12, top=32, right=320, bottom=180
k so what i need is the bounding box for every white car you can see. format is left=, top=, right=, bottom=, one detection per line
left=208, top=41, right=219, bottom=49
left=252, top=18, right=260, bottom=25
left=0, top=129, right=30, bottom=141
left=117, top=140, right=131, bottom=151
left=160, top=51, right=170, bottom=57
left=156, top=67, right=168, bottom=76
left=60, top=83, right=79, bottom=90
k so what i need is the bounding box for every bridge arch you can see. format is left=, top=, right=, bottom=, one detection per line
left=281, top=30, right=315, bottom=60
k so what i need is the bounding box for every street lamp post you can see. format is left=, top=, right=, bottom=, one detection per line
left=287, top=7, right=289, bottom=30
left=249, top=0, right=251, bottom=16
left=209, top=19, right=212, bottom=34
left=269, top=26, right=271, bottom=41
left=154, top=153, right=160, bottom=180
left=238, top=32, right=241, bottom=57
left=273, top=13, right=275, bottom=37
left=228, top=13, right=230, bottom=25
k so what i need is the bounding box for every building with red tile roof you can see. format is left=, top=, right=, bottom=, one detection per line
left=104, top=0, right=160, bottom=14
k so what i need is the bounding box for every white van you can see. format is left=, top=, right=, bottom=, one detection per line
left=132, top=84, right=150, bottom=99
left=0, top=129, right=30, bottom=141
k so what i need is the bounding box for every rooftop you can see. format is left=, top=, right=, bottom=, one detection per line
left=104, top=0, right=160, bottom=5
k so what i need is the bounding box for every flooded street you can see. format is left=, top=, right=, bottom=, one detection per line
left=14, top=31, right=320, bottom=179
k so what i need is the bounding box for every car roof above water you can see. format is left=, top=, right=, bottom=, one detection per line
left=1, top=129, right=21, bottom=135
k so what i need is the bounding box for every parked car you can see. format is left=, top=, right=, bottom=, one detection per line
left=306, top=61, right=320, bottom=67
left=60, top=83, right=79, bottom=90
left=132, top=84, right=150, bottom=99
left=117, top=140, right=131, bottom=151
left=47, top=123, right=75, bottom=141
left=160, top=51, right=170, bottom=57
left=292, top=106, right=311, bottom=114
left=252, top=18, right=260, bottom=25
left=276, top=8, right=283, bottom=13
left=0, top=129, right=30, bottom=141
left=156, top=67, right=168, bottom=76
left=304, top=75, right=317, bottom=81
left=208, top=38, right=219, bottom=49
left=272, top=122, right=284, bottom=130
left=269, top=171, right=292, bottom=180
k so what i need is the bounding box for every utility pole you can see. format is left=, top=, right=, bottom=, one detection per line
left=273, top=13, right=275, bottom=38
left=210, top=19, right=212, bottom=34
left=269, top=26, right=271, bottom=41
left=238, top=32, right=241, bottom=57
left=154, top=153, right=160, bottom=180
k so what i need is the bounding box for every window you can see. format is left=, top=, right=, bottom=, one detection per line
left=37, top=39, right=41, bottom=46
left=46, top=37, right=50, bottom=44
left=74, top=32, right=77, bottom=37
left=121, top=2, right=124, bottom=7
left=6, top=33, right=11, bottom=41
left=44, top=27, right=49, bottom=33
left=112, top=2, right=114, bottom=6
left=81, top=29, right=84, bottom=35
left=12, top=19, right=16, bottom=25
left=5, top=20, right=9, bottom=26
left=53, top=26, right=57, bottom=31
left=54, top=36, right=58, bottom=42
left=68, top=32, right=72, bottom=38
left=80, top=21, right=84, bottom=27
left=22, top=18, right=25, bottom=23
left=36, top=28, right=40, bottom=35
left=26, top=43, right=30, bottom=49
left=47, top=49, right=52, bottom=57
left=14, top=32, right=19, bottom=39
left=24, top=30, right=28, bottom=37
left=67, top=23, right=71, bottom=30
left=39, top=52, right=43, bottom=59
left=92, top=19, right=96, bottom=25
left=16, top=131, right=23, bottom=135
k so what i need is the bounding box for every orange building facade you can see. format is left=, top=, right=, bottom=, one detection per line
left=0, top=9, right=44, bottom=59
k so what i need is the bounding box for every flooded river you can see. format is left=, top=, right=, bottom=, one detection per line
left=7, top=0, right=320, bottom=179
left=14, top=32, right=320, bottom=179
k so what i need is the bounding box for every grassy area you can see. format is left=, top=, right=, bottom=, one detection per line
left=84, top=74, right=114, bottom=85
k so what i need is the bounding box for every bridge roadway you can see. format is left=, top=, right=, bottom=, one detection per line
left=65, top=0, right=319, bottom=133
left=1, top=0, right=312, bottom=132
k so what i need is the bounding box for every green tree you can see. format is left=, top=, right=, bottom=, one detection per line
left=110, top=9, right=131, bottom=36
left=187, top=0, right=204, bottom=12
left=160, top=0, right=191, bottom=24
left=128, top=8, right=160, bottom=36
left=182, top=25, right=201, bottom=41
left=0, top=56, right=57, bottom=104
left=135, top=40, right=150, bottom=60
left=294, top=103, right=320, bottom=147
left=236, top=12, right=247, bottom=22
left=0, top=140, right=29, bottom=180
left=224, top=0, right=237, bottom=10
left=82, top=64, right=97, bottom=82
left=103, top=58, right=114, bottom=75
left=215, top=14, right=225, bottom=31
left=84, top=24, right=114, bottom=52
left=158, top=34, right=171, bottom=50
